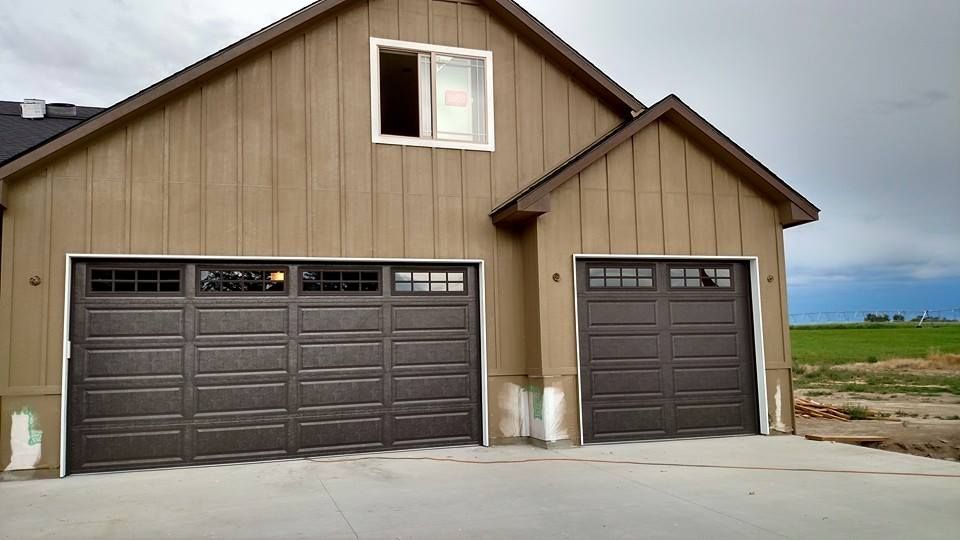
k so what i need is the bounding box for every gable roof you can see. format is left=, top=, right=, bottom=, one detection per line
left=0, top=101, right=102, bottom=164
left=0, top=0, right=643, bottom=182
left=490, top=94, right=820, bottom=228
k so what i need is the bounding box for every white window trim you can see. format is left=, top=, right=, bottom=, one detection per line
left=370, top=37, right=495, bottom=152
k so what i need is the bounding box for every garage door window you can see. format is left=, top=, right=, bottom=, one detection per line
left=394, top=269, right=466, bottom=294
left=669, top=267, right=731, bottom=288
left=199, top=269, right=287, bottom=293
left=587, top=265, right=654, bottom=289
left=89, top=268, right=182, bottom=294
left=301, top=269, right=380, bottom=294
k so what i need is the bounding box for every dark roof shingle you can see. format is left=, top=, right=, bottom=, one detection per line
left=0, top=101, right=103, bottom=164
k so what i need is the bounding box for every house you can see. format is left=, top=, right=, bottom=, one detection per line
left=0, top=0, right=819, bottom=477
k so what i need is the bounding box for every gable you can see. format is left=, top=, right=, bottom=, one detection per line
left=0, top=0, right=641, bottom=183
left=490, top=94, right=820, bottom=228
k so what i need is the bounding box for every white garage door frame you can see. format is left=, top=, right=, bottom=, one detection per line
left=571, top=254, right=770, bottom=446
left=60, top=253, right=490, bottom=478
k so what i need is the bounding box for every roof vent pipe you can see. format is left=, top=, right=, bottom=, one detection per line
left=21, top=98, right=46, bottom=119
left=46, top=103, right=78, bottom=118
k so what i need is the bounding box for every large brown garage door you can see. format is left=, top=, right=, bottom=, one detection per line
left=68, top=260, right=482, bottom=473
left=577, top=258, right=758, bottom=443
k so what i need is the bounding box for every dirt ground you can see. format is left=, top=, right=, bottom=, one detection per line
left=795, top=389, right=960, bottom=461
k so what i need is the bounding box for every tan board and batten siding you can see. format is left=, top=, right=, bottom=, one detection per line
left=0, top=0, right=797, bottom=471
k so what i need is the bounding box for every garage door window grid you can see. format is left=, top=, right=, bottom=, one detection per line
left=669, top=267, right=732, bottom=288
left=587, top=265, right=654, bottom=289
left=198, top=268, right=287, bottom=293
left=394, top=269, right=466, bottom=294
left=301, top=268, right=380, bottom=294
left=89, top=268, right=182, bottom=294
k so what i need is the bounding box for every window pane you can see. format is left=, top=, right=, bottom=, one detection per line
left=637, top=268, right=653, bottom=278
left=396, top=282, right=412, bottom=292
left=159, top=270, right=179, bottom=280
left=621, top=267, right=637, bottom=277
left=686, top=278, right=700, bottom=287
left=91, top=269, right=113, bottom=280
left=588, top=268, right=604, bottom=277
left=413, top=272, right=429, bottom=281
left=606, top=278, right=621, bottom=287
left=91, top=280, right=112, bottom=292
left=361, top=271, right=378, bottom=281
left=448, top=282, right=464, bottom=292
left=622, top=278, right=637, bottom=287
left=685, top=269, right=699, bottom=277
left=637, top=278, right=654, bottom=287
left=115, top=270, right=135, bottom=280
left=243, top=281, right=264, bottom=292
left=448, top=272, right=464, bottom=282
left=590, top=278, right=605, bottom=287
left=430, top=282, right=448, bottom=292
left=671, top=278, right=684, bottom=287
left=396, top=272, right=412, bottom=282
left=670, top=268, right=684, bottom=277
left=430, top=272, right=446, bottom=281
left=413, top=282, right=429, bottom=292
left=717, top=278, right=731, bottom=288
left=138, top=270, right=158, bottom=281
left=136, top=281, right=158, bottom=292
left=605, top=268, right=620, bottom=277
left=115, top=281, right=135, bottom=292
left=379, top=50, right=420, bottom=137
left=717, top=268, right=731, bottom=278
left=435, top=55, right=486, bottom=143
left=159, top=281, right=179, bottom=292
left=343, top=282, right=360, bottom=292
left=360, top=282, right=378, bottom=292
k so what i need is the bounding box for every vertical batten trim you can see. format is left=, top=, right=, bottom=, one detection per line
left=512, top=34, right=520, bottom=193
left=39, top=167, right=53, bottom=384
left=304, top=32, right=314, bottom=257
left=656, top=122, right=666, bottom=255
left=336, top=16, right=347, bottom=257
left=236, top=68, right=244, bottom=255
left=162, top=107, right=170, bottom=254
left=271, top=53, right=280, bottom=257
left=84, top=148, right=92, bottom=251
left=199, top=85, right=207, bottom=255
left=736, top=176, right=744, bottom=255
left=124, top=126, right=132, bottom=252
left=682, top=138, right=692, bottom=255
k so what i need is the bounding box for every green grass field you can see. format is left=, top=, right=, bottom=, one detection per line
left=791, top=323, right=960, bottom=366
left=791, top=323, right=960, bottom=396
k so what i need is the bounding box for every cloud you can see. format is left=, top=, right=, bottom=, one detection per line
left=876, top=89, right=952, bottom=113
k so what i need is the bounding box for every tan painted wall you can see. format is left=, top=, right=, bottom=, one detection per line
left=529, top=119, right=797, bottom=441
left=0, top=0, right=625, bottom=470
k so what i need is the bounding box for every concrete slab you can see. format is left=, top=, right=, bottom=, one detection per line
left=1, top=436, right=957, bottom=539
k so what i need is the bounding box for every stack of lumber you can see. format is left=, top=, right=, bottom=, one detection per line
left=795, top=398, right=851, bottom=421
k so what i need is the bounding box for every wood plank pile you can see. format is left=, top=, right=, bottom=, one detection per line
left=795, top=398, right=851, bottom=421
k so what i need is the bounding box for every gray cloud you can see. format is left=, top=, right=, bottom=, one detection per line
left=1, top=0, right=957, bottom=288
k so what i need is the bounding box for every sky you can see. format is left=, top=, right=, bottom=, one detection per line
left=1, top=0, right=957, bottom=317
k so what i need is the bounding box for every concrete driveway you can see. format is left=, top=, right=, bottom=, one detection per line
left=2, top=436, right=958, bottom=539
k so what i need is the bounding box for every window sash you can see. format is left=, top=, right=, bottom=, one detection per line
left=372, top=38, right=493, bottom=151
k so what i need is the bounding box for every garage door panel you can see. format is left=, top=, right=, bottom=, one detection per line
left=80, top=347, right=184, bottom=381
left=590, top=369, right=662, bottom=398
left=393, top=305, right=469, bottom=332
left=299, top=342, right=384, bottom=371
left=669, top=300, right=736, bottom=325
left=196, top=344, right=289, bottom=374
left=578, top=259, right=758, bottom=444
left=300, top=306, right=383, bottom=335
left=299, top=378, right=384, bottom=409
left=194, top=382, right=288, bottom=415
left=675, top=402, right=746, bottom=434
left=196, top=307, right=288, bottom=337
left=194, top=423, right=289, bottom=461
left=588, top=334, right=660, bottom=362
left=76, top=429, right=185, bottom=469
left=392, top=339, right=470, bottom=368
left=393, top=374, right=472, bottom=404
left=298, top=416, right=385, bottom=453
left=590, top=405, right=667, bottom=439
left=673, top=366, right=743, bottom=394
left=672, top=333, right=739, bottom=359
left=586, top=301, right=657, bottom=328
left=85, top=308, right=185, bottom=339
left=69, top=261, right=482, bottom=473
left=82, top=387, right=184, bottom=422
left=392, top=410, right=476, bottom=446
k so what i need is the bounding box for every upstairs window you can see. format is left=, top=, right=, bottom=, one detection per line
left=371, top=38, right=494, bottom=151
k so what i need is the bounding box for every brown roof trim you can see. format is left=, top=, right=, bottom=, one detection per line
left=0, top=0, right=643, bottom=182
left=490, top=94, right=820, bottom=228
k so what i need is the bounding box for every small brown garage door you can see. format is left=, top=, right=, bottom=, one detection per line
left=577, top=259, right=758, bottom=443
left=68, top=260, right=482, bottom=473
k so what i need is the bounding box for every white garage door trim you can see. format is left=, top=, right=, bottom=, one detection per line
left=571, top=254, right=770, bottom=446
left=60, top=253, right=489, bottom=478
